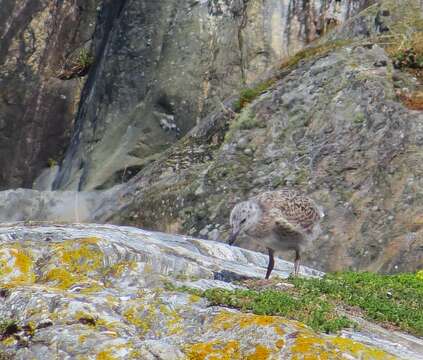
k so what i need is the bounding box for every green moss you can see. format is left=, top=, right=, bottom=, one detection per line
left=234, top=80, right=275, bottom=112
left=280, top=39, right=352, bottom=71
left=353, top=112, right=366, bottom=125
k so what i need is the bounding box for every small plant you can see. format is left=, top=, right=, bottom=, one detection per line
left=77, top=48, right=94, bottom=69
left=391, top=47, right=423, bottom=69
left=47, top=158, right=58, bottom=168
left=0, top=320, right=19, bottom=340
left=57, top=48, right=94, bottom=80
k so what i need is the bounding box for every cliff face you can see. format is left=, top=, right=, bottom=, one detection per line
left=50, top=0, right=373, bottom=191
left=0, top=0, right=100, bottom=189
left=0, top=0, right=421, bottom=274
left=104, top=0, right=423, bottom=273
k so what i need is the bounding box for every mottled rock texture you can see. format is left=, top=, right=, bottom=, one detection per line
left=105, top=0, right=423, bottom=273
left=51, top=0, right=373, bottom=190
left=0, top=0, right=101, bottom=189
left=0, top=224, right=421, bottom=359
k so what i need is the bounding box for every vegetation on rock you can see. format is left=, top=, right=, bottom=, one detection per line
left=182, top=272, right=423, bottom=336
left=57, top=48, right=94, bottom=80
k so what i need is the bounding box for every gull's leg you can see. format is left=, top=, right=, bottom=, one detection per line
left=294, top=249, right=301, bottom=276
left=265, top=247, right=275, bottom=279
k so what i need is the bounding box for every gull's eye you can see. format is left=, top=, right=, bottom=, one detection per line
left=240, top=219, right=246, bottom=224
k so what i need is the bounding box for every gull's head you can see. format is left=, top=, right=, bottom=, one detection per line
left=228, top=200, right=261, bottom=245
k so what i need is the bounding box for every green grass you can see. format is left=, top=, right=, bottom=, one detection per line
left=173, top=272, right=423, bottom=336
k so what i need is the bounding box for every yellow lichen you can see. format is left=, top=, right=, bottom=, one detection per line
left=291, top=333, right=328, bottom=360
left=129, top=350, right=142, bottom=359
left=1, top=337, right=17, bottom=346
left=58, top=237, right=103, bottom=273
left=0, top=246, right=35, bottom=286
left=40, top=237, right=105, bottom=292
left=123, top=305, right=151, bottom=335
left=160, top=304, right=183, bottom=335
left=96, top=350, right=117, bottom=360
left=212, top=311, right=285, bottom=337
left=43, top=267, right=102, bottom=293
left=185, top=340, right=241, bottom=360
left=189, top=294, right=201, bottom=303
left=246, top=344, right=270, bottom=360
left=331, top=337, right=397, bottom=360
left=291, top=332, right=397, bottom=360
left=79, top=334, right=87, bottom=344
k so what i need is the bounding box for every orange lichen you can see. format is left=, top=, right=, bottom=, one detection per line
left=245, top=344, right=270, bottom=360
left=185, top=340, right=241, bottom=360
left=275, top=339, right=285, bottom=349
left=397, top=90, right=423, bottom=110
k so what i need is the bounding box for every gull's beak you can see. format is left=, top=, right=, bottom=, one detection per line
left=228, top=230, right=239, bottom=246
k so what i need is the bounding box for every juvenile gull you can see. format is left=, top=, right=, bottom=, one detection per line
left=228, top=189, right=324, bottom=278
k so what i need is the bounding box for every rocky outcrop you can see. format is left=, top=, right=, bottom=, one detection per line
left=104, top=0, right=423, bottom=273
left=0, top=0, right=101, bottom=189
left=0, top=223, right=422, bottom=359
left=0, top=188, right=116, bottom=223
left=0, top=0, right=421, bottom=274
left=51, top=0, right=374, bottom=191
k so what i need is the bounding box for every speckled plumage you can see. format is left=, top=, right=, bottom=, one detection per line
left=229, top=189, right=324, bottom=278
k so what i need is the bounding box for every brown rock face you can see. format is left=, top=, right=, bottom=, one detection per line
left=0, top=0, right=100, bottom=189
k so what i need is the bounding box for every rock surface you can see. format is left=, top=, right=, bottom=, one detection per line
left=105, top=0, right=423, bottom=273
left=51, top=0, right=373, bottom=190
left=0, top=0, right=100, bottom=189
left=0, top=223, right=422, bottom=359
left=0, top=0, right=421, bottom=274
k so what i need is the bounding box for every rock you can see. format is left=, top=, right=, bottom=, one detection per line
left=0, top=0, right=101, bottom=189
left=0, top=189, right=114, bottom=223
left=104, top=0, right=423, bottom=273
left=0, top=0, right=421, bottom=274
left=50, top=0, right=373, bottom=190
left=0, top=223, right=421, bottom=359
